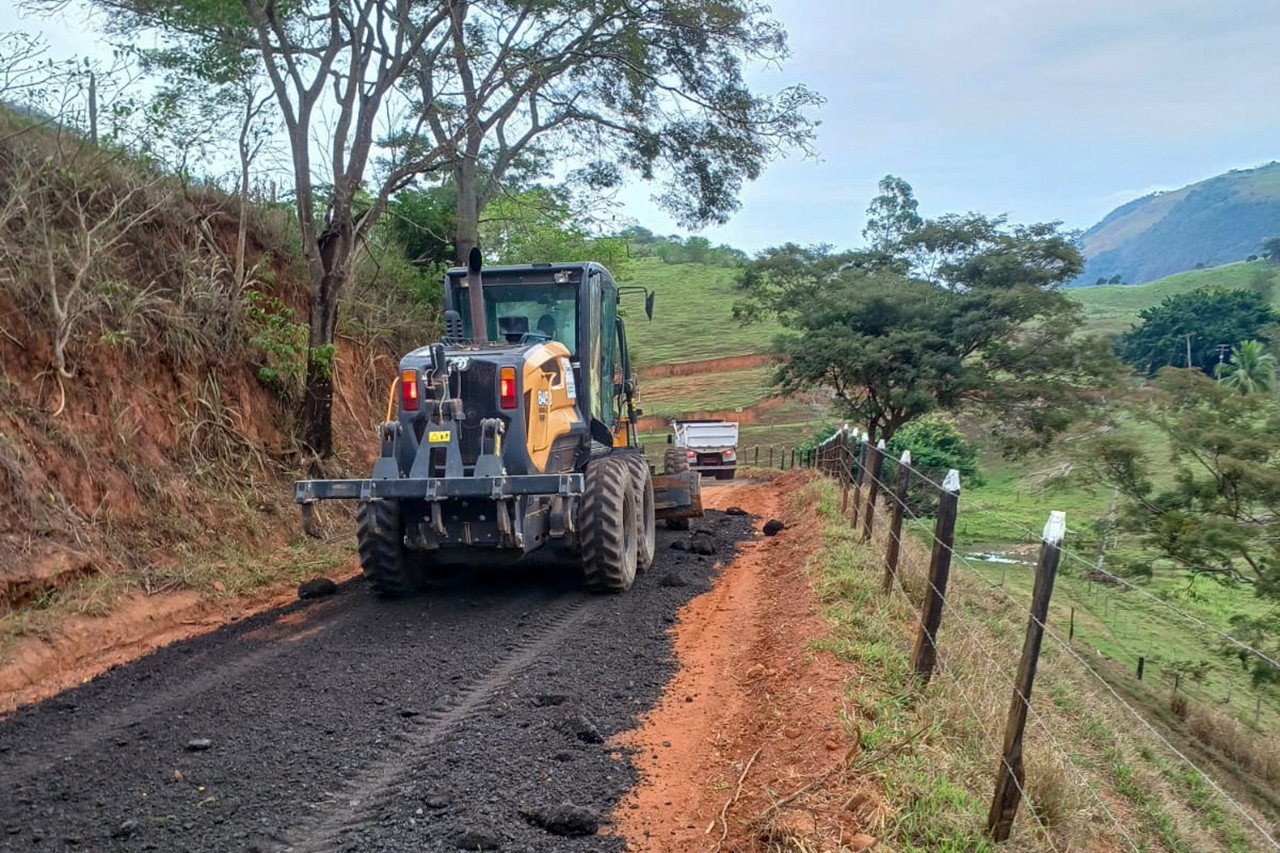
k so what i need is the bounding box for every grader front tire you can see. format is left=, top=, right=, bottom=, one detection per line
left=663, top=445, right=693, bottom=530
left=356, top=500, right=416, bottom=598
left=581, top=456, right=639, bottom=594
left=620, top=453, right=657, bottom=572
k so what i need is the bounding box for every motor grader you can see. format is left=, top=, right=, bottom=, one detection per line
left=294, top=249, right=702, bottom=596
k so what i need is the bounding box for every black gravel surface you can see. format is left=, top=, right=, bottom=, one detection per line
left=0, top=509, right=753, bottom=852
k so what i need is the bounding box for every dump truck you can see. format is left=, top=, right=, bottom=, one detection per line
left=671, top=419, right=739, bottom=480
left=294, top=250, right=703, bottom=596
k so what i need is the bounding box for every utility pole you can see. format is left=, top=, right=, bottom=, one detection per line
left=1216, top=343, right=1230, bottom=364
left=1181, top=332, right=1196, bottom=369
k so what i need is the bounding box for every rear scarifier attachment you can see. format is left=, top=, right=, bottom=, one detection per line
left=620, top=452, right=656, bottom=572
left=580, top=455, right=639, bottom=593
left=356, top=500, right=416, bottom=598
left=663, top=445, right=692, bottom=530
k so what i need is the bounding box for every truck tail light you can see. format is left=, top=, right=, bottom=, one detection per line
left=401, top=369, right=418, bottom=411
left=687, top=450, right=696, bottom=461
left=500, top=366, right=517, bottom=409
left=724, top=449, right=736, bottom=461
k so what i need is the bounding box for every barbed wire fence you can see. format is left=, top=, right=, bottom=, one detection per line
left=800, top=426, right=1280, bottom=849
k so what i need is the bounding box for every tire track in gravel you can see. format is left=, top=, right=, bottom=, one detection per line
left=1, top=593, right=356, bottom=783
left=287, top=594, right=592, bottom=852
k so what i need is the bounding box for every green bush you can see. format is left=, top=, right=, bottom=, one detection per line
left=886, top=416, right=981, bottom=484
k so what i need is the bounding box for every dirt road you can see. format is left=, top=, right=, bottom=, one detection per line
left=0, top=509, right=753, bottom=852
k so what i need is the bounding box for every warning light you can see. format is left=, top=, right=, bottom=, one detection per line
left=401, top=369, right=419, bottom=411
left=500, top=366, right=517, bottom=409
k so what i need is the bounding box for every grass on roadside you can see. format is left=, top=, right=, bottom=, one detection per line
left=792, top=475, right=1274, bottom=852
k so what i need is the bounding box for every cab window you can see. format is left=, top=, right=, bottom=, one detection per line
left=457, top=282, right=579, bottom=356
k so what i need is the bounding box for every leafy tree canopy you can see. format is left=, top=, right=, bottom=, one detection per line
left=735, top=178, right=1116, bottom=449
left=1118, top=286, right=1278, bottom=376
left=1095, top=369, right=1280, bottom=686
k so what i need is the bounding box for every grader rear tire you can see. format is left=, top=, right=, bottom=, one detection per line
left=620, top=453, right=656, bottom=572
left=581, top=455, right=639, bottom=593
left=663, top=445, right=692, bottom=531
left=356, top=500, right=415, bottom=598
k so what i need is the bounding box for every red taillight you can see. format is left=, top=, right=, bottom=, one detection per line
left=687, top=450, right=696, bottom=460
left=500, top=366, right=517, bottom=409
left=401, top=369, right=418, bottom=411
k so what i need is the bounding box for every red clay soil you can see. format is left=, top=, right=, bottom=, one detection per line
left=638, top=354, right=774, bottom=380
left=614, top=472, right=881, bottom=852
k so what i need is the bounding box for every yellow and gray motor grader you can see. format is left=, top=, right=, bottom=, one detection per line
left=294, top=250, right=702, bottom=596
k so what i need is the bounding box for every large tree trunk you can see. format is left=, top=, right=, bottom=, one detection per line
left=300, top=224, right=352, bottom=458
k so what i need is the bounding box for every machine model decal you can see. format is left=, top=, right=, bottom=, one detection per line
left=561, top=358, right=577, bottom=399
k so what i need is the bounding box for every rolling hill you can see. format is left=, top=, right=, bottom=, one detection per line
left=1074, top=161, right=1280, bottom=287
left=1071, top=258, right=1280, bottom=337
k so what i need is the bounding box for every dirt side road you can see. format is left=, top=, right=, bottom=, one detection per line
left=0, top=511, right=752, bottom=852
left=615, top=474, right=876, bottom=853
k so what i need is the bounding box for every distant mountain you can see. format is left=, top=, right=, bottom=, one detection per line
left=1072, top=162, right=1280, bottom=287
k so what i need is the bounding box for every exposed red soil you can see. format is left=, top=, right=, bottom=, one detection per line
left=0, top=558, right=358, bottom=714
left=634, top=396, right=789, bottom=433
left=638, top=354, right=773, bottom=380
left=614, top=472, right=881, bottom=852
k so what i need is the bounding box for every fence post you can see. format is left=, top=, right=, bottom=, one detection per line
left=883, top=449, right=911, bottom=595
left=910, top=469, right=960, bottom=683
left=768, top=445, right=774, bottom=468
left=860, top=439, right=886, bottom=542
left=851, top=433, right=869, bottom=528
left=790, top=447, right=796, bottom=470
left=754, top=445, right=759, bottom=467
left=1137, top=657, right=1144, bottom=681
left=1068, top=608, right=1074, bottom=644
left=987, top=511, right=1065, bottom=842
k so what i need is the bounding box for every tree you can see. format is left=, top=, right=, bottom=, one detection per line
left=1109, top=274, right=1123, bottom=284
left=412, top=1, right=821, bottom=264
left=1095, top=369, right=1280, bottom=686
left=51, top=0, right=473, bottom=456
left=1214, top=340, right=1277, bottom=394
left=862, top=174, right=922, bottom=251
left=1118, top=287, right=1278, bottom=376
left=736, top=182, right=1116, bottom=448
left=1261, top=237, right=1280, bottom=262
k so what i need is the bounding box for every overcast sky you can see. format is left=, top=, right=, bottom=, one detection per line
left=5, top=0, right=1279, bottom=252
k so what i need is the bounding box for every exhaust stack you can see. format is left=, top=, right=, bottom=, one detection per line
left=466, top=246, right=488, bottom=344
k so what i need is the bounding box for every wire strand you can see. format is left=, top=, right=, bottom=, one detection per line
left=825, top=450, right=1276, bottom=849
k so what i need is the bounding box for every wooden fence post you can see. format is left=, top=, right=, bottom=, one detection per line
left=860, top=439, right=886, bottom=542
left=754, top=445, right=759, bottom=467
left=768, top=445, right=774, bottom=468
left=1068, top=608, right=1074, bottom=644
left=1137, top=657, right=1144, bottom=681
left=987, top=511, right=1065, bottom=842
left=883, top=449, right=911, bottom=595
left=790, top=447, right=796, bottom=469
left=910, top=469, right=961, bottom=682
left=851, top=434, right=869, bottom=528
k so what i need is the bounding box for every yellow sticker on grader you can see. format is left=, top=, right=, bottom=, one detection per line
left=428, top=430, right=451, bottom=443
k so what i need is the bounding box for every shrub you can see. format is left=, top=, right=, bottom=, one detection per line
left=887, top=416, right=981, bottom=484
